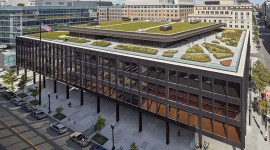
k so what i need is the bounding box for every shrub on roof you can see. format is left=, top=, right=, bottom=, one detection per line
left=213, top=53, right=234, bottom=59
left=58, top=37, right=88, bottom=43
left=186, top=44, right=203, bottom=53
left=91, top=40, right=111, bottom=47
left=164, top=49, right=178, bottom=54
left=211, top=40, right=220, bottom=44
left=115, top=45, right=158, bottom=55
left=202, top=42, right=233, bottom=54
left=181, top=53, right=211, bottom=62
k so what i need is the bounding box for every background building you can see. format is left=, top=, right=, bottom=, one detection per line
left=98, top=4, right=194, bottom=21
left=0, top=6, right=93, bottom=46
left=0, top=50, right=16, bottom=69
left=125, top=0, right=174, bottom=5
left=188, top=0, right=253, bottom=29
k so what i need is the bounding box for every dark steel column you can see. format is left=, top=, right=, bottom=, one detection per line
left=116, top=103, right=119, bottom=122
left=166, top=121, right=170, bottom=145
left=199, top=132, right=202, bottom=149
left=43, top=75, right=46, bottom=88
left=80, top=89, right=83, bottom=106
left=16, top=66, right=19, bottom=76
left=97, top=96, right=100, bottom=113
left=33, top=72, right=36, bottom=84
left=139, top=111, right=142, bottom=132
left=54, top=80, right=57, bottom=93
left=66, top=85, right=69, bottom=99
left=24, top=68, right=27, bottom=77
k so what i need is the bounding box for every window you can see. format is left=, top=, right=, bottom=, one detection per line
left=178, top=72, right=188, bottom=85
left=178, top=109, right=188, bottom=124
left=228, top=124, right=241, bottom=142
left=202, top=117, right=212, bottom=133
left=169, top=88, right=177, bottom=102
left=214, top=79, right=226, bottom=95
left=202, top=96, right=212, bottom=112
left=169, top=70, right=177, bottom=83
left=178, top=90, right=188, bottom=105
left=189, top=74, right=199, bottom=88
left=169, top=106, right=177, bottom=120
left=228, top=82, right=240, bottom=98
left=228, top=103, right=240, bottom=121
left=45, top=2, right=51, bottom=5
left=214, top=100, right=226, bottom=117
left=189, top=93, right=199, bottom=108
left=213, top=120, right=227, bottom=138
left=202, top=76, right=212, bottom=92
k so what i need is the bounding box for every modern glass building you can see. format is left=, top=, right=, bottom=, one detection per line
left=0, top=6, right=93, bottom=46
left=16, top=21, right=250, bottom=149
left=0, top=50, right=16, bottom=69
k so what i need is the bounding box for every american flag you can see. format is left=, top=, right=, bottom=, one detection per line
left=41, top=23, right=52, bottom=32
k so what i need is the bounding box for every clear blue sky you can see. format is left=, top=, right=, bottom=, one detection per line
left=250, top=0, right=264, bottom=5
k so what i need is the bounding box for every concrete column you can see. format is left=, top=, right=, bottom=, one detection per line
left=166, top=121, right=170, bottom=145
left=97, top=96, right=100, bottom=113
left=66, top=85, right=69, bottom=99
left=33, top=72, right=36, bottom=84
left=116, top=103, right=119, bottom=122
left=38, top=75, right=42, bottom=105
left=54, top=80, right=57, bottom=93
left=24, top=68, right=27, bottom=77
left=139, top=111, right=142, bottom=132
left=43, top=76, right=46, bottom=88
left=80, top=89, right=83, bottom=106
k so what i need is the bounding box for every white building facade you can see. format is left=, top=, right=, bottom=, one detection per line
left=188, top=0, right=253, bottom=30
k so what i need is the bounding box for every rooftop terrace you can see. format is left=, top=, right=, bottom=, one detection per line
left=73, top=21, right=214, bottom=34
left=27, top=21, right=248, bottom=75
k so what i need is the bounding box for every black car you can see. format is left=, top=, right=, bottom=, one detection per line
left=0, top=91, right=16, bottom=100
left=21, top=104, right=36, bottom=112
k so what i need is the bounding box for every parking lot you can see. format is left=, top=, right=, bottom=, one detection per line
left=0, top=96, right=90, bottom=150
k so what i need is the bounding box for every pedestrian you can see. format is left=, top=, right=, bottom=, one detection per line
left=56, top=94, right=58, bottom=99
left=68, top=102, right=71, bottom=108
left=177, top=130, right=180, bottom=137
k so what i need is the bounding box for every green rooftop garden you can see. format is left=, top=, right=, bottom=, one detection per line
left=145, top=22, right=214, bottom=34
left=115, top=45, right=158, bottom=55
left=162, top=49, right=178, bottom=57
left=202, top=42, right=234, bottom=59
left=74, top=21, right=133, bottom=28
left=181, top=53, right=211, bottom=62
left=219, top=30, right=243, bottom=47
left=91, top=40, right=111, bottom=47
left=186, top=44, right=203, bottom=53
left=31, top=31, right=69, bottom=39
left=58, top=37, right=88, bottom=43
left=99, top=21, right=167, bottom=32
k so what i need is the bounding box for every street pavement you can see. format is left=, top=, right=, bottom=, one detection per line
left=0, top=96, right=90, bottom=150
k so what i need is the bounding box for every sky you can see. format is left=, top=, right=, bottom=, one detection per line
left=249, top=0, right=264, bottom=5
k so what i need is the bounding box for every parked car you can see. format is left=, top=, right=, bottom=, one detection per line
left=90, top=145, right=107, bottom=150
left=30, top=110, right=47, bottom=120
left=0, top=86, right=7, bottom=92
left=0, top=91, right=15, bottom=100
left=50, top=122, right=68, bottom=134
left=21, top=104, right=36, bottom=112
left=11, top=97, right=26, bottom=106
left=70, top=132, right=91, bottom=147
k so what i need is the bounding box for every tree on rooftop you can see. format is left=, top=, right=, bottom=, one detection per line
left=0, top=70, right=18, bottom=91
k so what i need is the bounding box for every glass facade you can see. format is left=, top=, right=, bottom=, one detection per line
left=0, top=6, right=91, bottom=45
left=16, top=35, right=249, bottom=149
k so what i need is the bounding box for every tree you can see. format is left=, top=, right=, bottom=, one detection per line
left=56, top=106, right=64, bottom=114
left=0, top=70, right=18, bottom=91
left=17, top=74, right=28, bottom=92
left=94, top=115, right=106, bottom=132
left=31, top=87, right=39, bottom=100
left=17, top=3, right=25, bottom=6
left=257, top=98, right=270, bottom=129
left=252, top=60, right=270, bottom=97
left=130, top=142, right=138, bottom=150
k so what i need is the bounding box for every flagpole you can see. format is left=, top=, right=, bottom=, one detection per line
left=38, top=9, right=42, bottom=106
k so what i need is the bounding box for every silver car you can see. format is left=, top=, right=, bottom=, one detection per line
left=50, top=122, right=68, bottom=134
left=70, top=132, right=91, bottom=147
left=30, top=110, right=47, bottom=120
left=11, top=97, right=26, bottom=106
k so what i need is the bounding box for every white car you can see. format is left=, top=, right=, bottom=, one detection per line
left=50, top=122, right=68, bottom=134
left=70, top=132, right=91, bottom=147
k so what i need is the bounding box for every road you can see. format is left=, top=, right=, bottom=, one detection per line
left=255, top=14, right=270, bottom=69
left=0, top=96, right=88, bottom=150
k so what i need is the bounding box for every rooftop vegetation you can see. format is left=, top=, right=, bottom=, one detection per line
left=100, top=21, right=167, bottom=32
left=162, top=49, right=178, bottom=57
left=202, top=42, right=233, bottom=53
left=31, top=31, right=69, bottom=39
left=181, top=53, right=211, bottom=62
left=115, top=45, right=158, bottom=55
left=58, top=37, right=88, bottom=43
left=186, top=44, right=203, bottom=53
left=145, top=22, right=214, bottom=34
left=220, top=30, right=243, bottom=47
left=220, top=59, right=232, bottom=67
left=91, top=40, right=111, bottom=47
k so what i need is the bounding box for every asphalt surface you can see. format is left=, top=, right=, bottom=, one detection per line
left=256, top=14, right=270, bottom=69
left=0, top=96, right=89, bottom=150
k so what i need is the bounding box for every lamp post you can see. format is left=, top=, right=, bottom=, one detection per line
left=48, top=92, right=51, bottom=113
left=111, top=123, right=115, bottom=150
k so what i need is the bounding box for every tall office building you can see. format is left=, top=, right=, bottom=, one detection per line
left=125, top=0, right=174, bottom=5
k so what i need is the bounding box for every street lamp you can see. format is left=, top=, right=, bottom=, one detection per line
left=48, top=92, right=51, bottom=113
left=111, top=123, right=115, bottom=150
